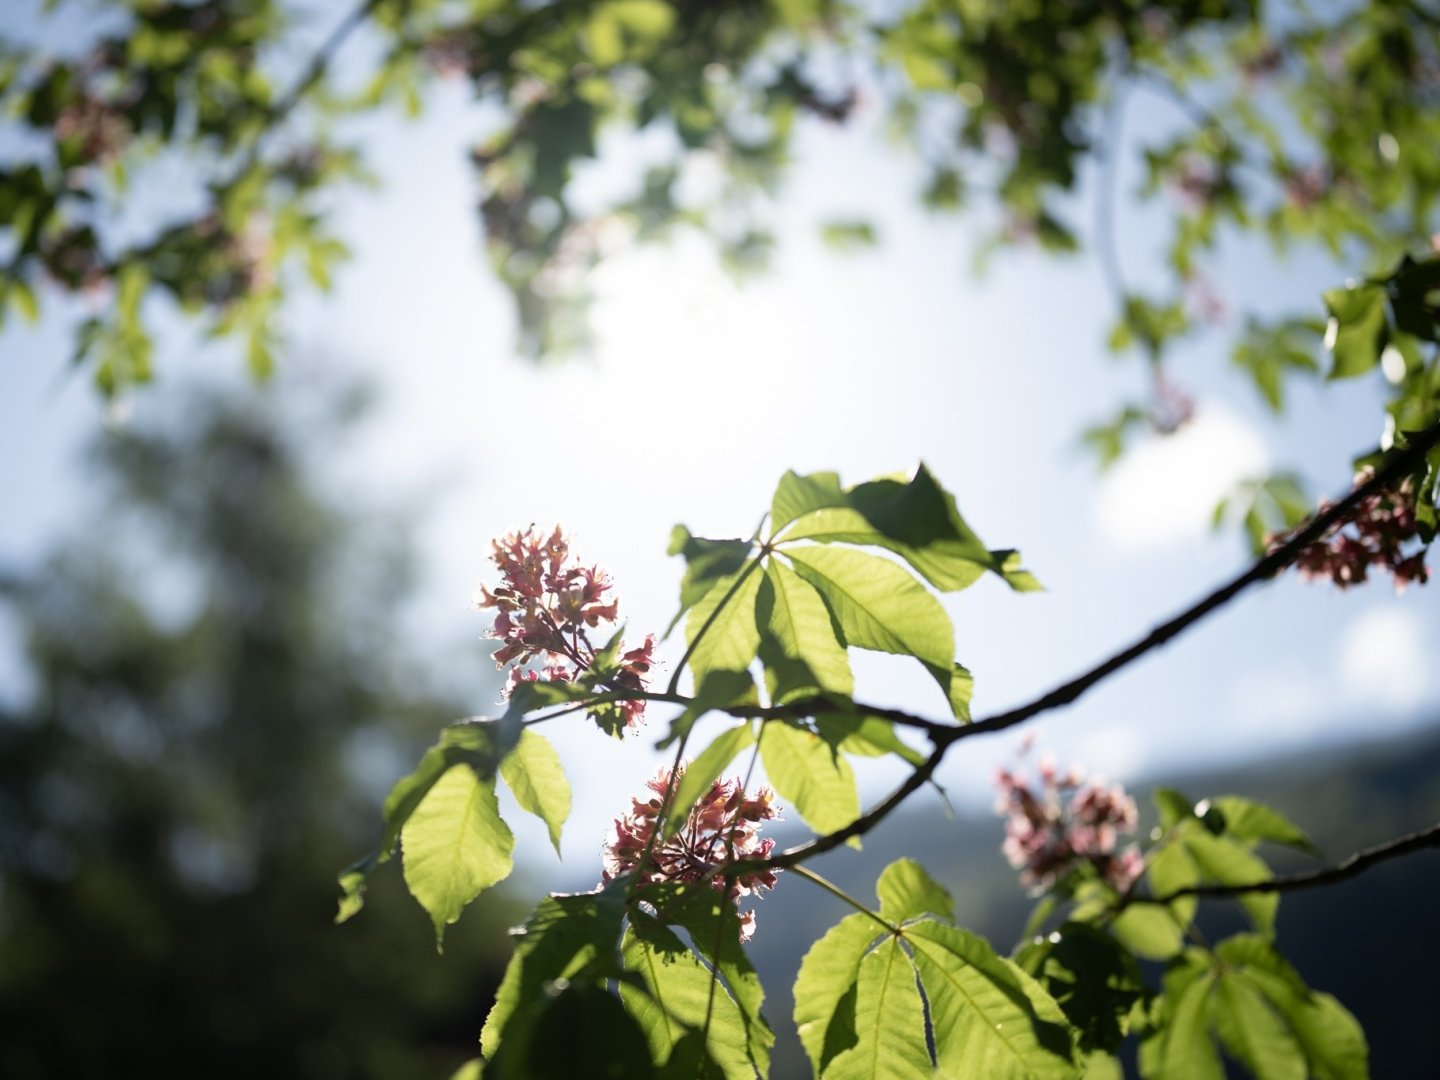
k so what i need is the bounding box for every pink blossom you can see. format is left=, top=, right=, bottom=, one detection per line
left=994, top=749, right=1143, bottom=893
left=1272, top=470, right=1429, bottom=593
left=475, top=527, right=657, bottom=729
left=603, top=765, right=780, bottom=940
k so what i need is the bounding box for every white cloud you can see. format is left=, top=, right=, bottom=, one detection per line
left=1095, top=406, right=1269, bottom=551
left=1338, top=607, right=1433, bottom=712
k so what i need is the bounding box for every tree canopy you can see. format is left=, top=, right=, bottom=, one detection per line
left=3, top=1, right=1438, bottom=447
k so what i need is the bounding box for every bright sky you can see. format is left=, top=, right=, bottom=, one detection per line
left=2, top=34, right=1436, bottom=881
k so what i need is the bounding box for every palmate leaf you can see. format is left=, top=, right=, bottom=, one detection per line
left=1215, top=936, right=1368, bottom=1080
left=1014, top=923, right=1145, bottom=1055
left=620, top=915, right=754, bottom=1080
left=401, top=762, right=515, bottom=947
left=795, top=860, right=1080, bottom=1079
left=760, top=720, right=861, bottom=839
left=1141, top=971, right=1224, bottom=1080
left=825, top=938, right=932, bottom=1080
left=906, top=922, right=1079, bottom=1079
left=1211, top=972, right=1306, bottom=1080
left=1139, top=936, right=1366, bottom=1080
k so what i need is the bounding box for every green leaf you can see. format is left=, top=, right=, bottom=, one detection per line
left=1145, top=838, right=1200, bottom=930
left=876, top=857, right=954, bottom=924
left=663, top=721, right=756, bottom=840
left=770, top=470, right=847, bottom=536
left=1182, top=828, right=1277, bottom=933
left=1109, top=902, right=1187, bottom=961
left=401, top=763, right=515, bottom=946
left=906, top=921, right=1079, bottom=1078
left=620, top=915, right=754, bottom=1080
left=1215, top=935, right=1368, bottom=1080
left=657, top=668, right=757, bottom=750
left=481, top=887, right=630, bottom=1065
left=784, top=544, right=956, bottom=707
left=825, top=936, right=932, bottom=1079
left=757, top=558, right=854, bottom=701
left=1142, top=971, right=1222, bottom=1080
left=499, top=730, right=572, bottom=856
left=337, top=719, right=516, bottom=922
left=666, top=526, right=754, bottom=638
left=793, top=913, right=882, bottom=1074
left=643, top=882, right=773, bottom=1074
left=683, top=564, right=763, bottom=688
left=1323, top=284, right=1387, bottom=379
left=776, top=465, right=1036, bottom=593
left=947, top=661, right=975, bottom=721
left=489, top=983, right=658, bottom=1079
left=1153, top=788, right=1194, bottom=830
left=813, top=711, right=925, bottom=765
left=1210, top=796, right=1316, bottom=854
left=1023, top=923, right=1145, bottom=1055
left=1211, top=972, right=1305, bottom=1080
left=760, top=720, right=861, bottom=839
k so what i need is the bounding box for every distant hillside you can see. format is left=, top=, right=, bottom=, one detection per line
left=747, top=725, right=1440, bottom=1079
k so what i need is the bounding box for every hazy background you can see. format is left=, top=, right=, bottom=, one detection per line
left=2, top=3, right=1438, bottom=1076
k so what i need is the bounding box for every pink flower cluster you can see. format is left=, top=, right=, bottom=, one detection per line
left=603, top=765, right=780, bottom=941
left=1276, top=469, right=1429, bottom=591
left=475, top=527, right=656, bottom=729
left=994, top=751, right=1143, bottom=893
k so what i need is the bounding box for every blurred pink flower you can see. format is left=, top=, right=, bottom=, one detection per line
left=994, top=749, right=1143, bottom=893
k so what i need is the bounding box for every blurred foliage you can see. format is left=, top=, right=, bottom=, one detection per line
left=0, top=0, right=1436, bottom=405
left=0, top=383, right=522, bottom=1077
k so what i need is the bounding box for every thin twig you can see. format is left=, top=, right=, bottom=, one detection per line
left=1130, top=821, right=1440, bottom=907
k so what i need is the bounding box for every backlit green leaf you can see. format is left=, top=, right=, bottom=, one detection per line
left=499, top=730, right=571, bottom=856
left=784, top=544, right=955, bottom=707
left=760, top=720, right=860, bottom=838
left=1211, top=972, right=1305, bottom=1080
left=667, top=526, right=754, bottom=638
left=825, top=937, right=932, bottom=1080
left=793, top=913, right=883, bottom=1074
left=684, top=564, right=763, bottom=688
left=876, top=857, right=954, bottom=925
left=481, top=887, right=630, bottom=1066
left=907, top=921, right=1079, bottom=1078
left=757, top=558, right=854, bottom=701
left=621, top=916, right=753, bottom=1080
left=401, top=763, right=515, bottom=946
left=1323, top=284, right=1387, bottom=379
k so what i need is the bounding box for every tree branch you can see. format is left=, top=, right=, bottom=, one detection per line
left=751, top=418, right=1440, bottom=873
left=1134, top=821, right=1440, bottom=906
